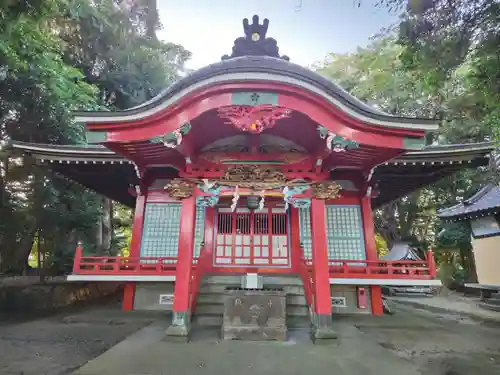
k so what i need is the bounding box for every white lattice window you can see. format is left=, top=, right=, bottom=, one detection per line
left=140, top=203, right=181, bottom=263
left=326, top=205, right=365, bottom=263
left=298, top=208, right=312, bottom=259
left=193, top=206, right=206, bottom=262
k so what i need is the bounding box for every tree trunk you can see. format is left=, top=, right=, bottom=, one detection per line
left=375, top=201, right=398, bottom=249
left=102, top=197, right=113, bottom=253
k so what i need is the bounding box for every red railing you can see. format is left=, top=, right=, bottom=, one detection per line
left=73, top=245, right=179, bottom=275
left=301, top=250, right=437, bottom=280
left=298, top=255, right=314, bottom=307
left=189, top=249, right=211, bottom=313
left=73, top=244, right=437, bottom=281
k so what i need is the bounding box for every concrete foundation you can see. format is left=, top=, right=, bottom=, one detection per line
left=330, top=284, right=372, bottom=314
left=133, top=282, right=175, bottom=311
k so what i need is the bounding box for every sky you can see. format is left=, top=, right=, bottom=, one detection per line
left=156, top=0, right=399, bottom=70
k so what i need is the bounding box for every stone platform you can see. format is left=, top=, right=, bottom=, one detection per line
left=222, top=288, right=287, bottom=341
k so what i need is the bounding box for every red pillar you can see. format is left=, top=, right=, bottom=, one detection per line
left=310, top=198, right=337, bottom=341
left=122, top=194, right=146, bottom=311
left=361, top=195, right=384, bottom=315
left=166, top=195, right=196, bottom=340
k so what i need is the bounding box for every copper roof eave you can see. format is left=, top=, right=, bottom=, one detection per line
left=8, top=140, right=493, bottom=163
left=72, top=57, right=438, bottom=132
left=437, top=184, right=500, bottom=221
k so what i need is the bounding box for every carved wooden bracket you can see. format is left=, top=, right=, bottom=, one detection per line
left=164, top=179, right=195, bottom=199
left=311, top=181, right=342, bottom=200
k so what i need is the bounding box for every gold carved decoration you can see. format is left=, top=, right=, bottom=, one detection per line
left=311, top=181, right=342, bottom=200
left=164, top=179, right=195, bottom=199
left=221, top=165, right=287, bottom=190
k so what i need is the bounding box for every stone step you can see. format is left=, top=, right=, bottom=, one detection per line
left=196, top=303, right=224, bottom=315
left=262, top=276, right=304, bottom=286
left=199, top=284, right=306, bottom=296
left=287, top=295, right=307, bottom=306
left=196, top=293, right=226, bottom=305
left=203, top=275, right=243, bottom=285
left=484, top=297, right=500, bottom=306
left=199, top=284, right=233, bottom=294
left=286, top=316, right=311, bottom=329
left=479, top=302, right=500, bottom=312
left=286, top=305, right=309, bottom=317
left=193, top=313, right=223, bottom=327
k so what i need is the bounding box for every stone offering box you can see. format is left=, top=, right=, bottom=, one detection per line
left=222, top=287, right=287, bottom=341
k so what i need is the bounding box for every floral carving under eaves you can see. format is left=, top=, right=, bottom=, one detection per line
left=164, top=179, right=195, bottom=199
left=218, top=105, right=292, bottom=134
left=311, top=181, right=342, bottom=200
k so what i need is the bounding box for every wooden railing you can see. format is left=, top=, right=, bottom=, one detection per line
left=302, top=250, right=437, bottom=280
left=189, top=249, right=211, bottom=313
left=298, top=257, right=314, bottom=308
left=73, top=244, right=437, bottom=281
left=73, top=246, right=180, bottom=275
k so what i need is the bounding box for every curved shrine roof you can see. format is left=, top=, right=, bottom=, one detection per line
left=438, top=183, right=500, bottom=221
left=74, top=15, right=438, bottom=132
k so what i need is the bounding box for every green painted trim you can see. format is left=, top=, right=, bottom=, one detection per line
left=231, top=92, right=278, bottom=106
left=85, top=131, right=107, bottom=144
left=404, top=137, right=426, bottom=150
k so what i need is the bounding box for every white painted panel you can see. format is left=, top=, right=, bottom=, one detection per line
left=272, top=208, right=287, bottom=213
left=243, top=247, right=250, bottom=256
left=254, top=259, right=269, bottom=264
left=225, top=235, right=232, bottom=245
left=235, top=258, right=251, bottom=264
left=272, top=259, right=288, bottom=264
left=225, top=246, right=232, bottom=256
left=235, top=235, right=242, bottom=245
left=235, top=246, right=242, bottom=256
left=243, top=236, right=250, bottom=245
left=217, top=258, right=232, bottom=264
left=262, top=236, right=269, bottom=245
left=262, top=247, right=269, bottom=256
left=254, top=235, right=261, bottom=245
left=216, top=246, right=224, bottom=256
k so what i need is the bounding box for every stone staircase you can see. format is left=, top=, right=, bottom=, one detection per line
left=192, top=274, right=311, bottom=330
left=479, top=292, right=500, bottom=312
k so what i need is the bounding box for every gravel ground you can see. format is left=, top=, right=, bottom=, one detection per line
left=1, top=298, right=500, bottom=375
left=0, top=297, right=159, bottom=375
left=356, top=303, right=500, bottom=375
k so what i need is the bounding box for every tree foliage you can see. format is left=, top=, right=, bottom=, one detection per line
left=0, top=0, right=190, bottom=274
left=314, top=31, right=491, bottom=277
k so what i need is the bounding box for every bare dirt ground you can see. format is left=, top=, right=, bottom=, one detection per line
left=0, top=296, right=161, bottom=375
left=1, top=298, right=500, bottom=375
left=355, top=302, right=500, bottom=375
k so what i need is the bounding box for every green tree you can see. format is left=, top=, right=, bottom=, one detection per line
left=314, top=33, right=488, bottom=270
left=0, top=0, right=190, bottom=274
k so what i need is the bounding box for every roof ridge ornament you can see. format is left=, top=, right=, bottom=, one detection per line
left=222, top=15, right=290, bottom=61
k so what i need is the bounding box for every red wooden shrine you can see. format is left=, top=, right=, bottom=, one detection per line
left=71, top=16, right=443, bottom=321
left=8, top=15, right=494, bottom=341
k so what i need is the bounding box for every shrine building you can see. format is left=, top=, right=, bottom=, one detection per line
left=9, top=16, right=494, bottom=341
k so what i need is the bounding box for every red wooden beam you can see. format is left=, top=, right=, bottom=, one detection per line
left=93, top=83, right=423, bottom=148
left=171, top=195, right=197, bottom=314
left=310, top=198, right=332, bottom=316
